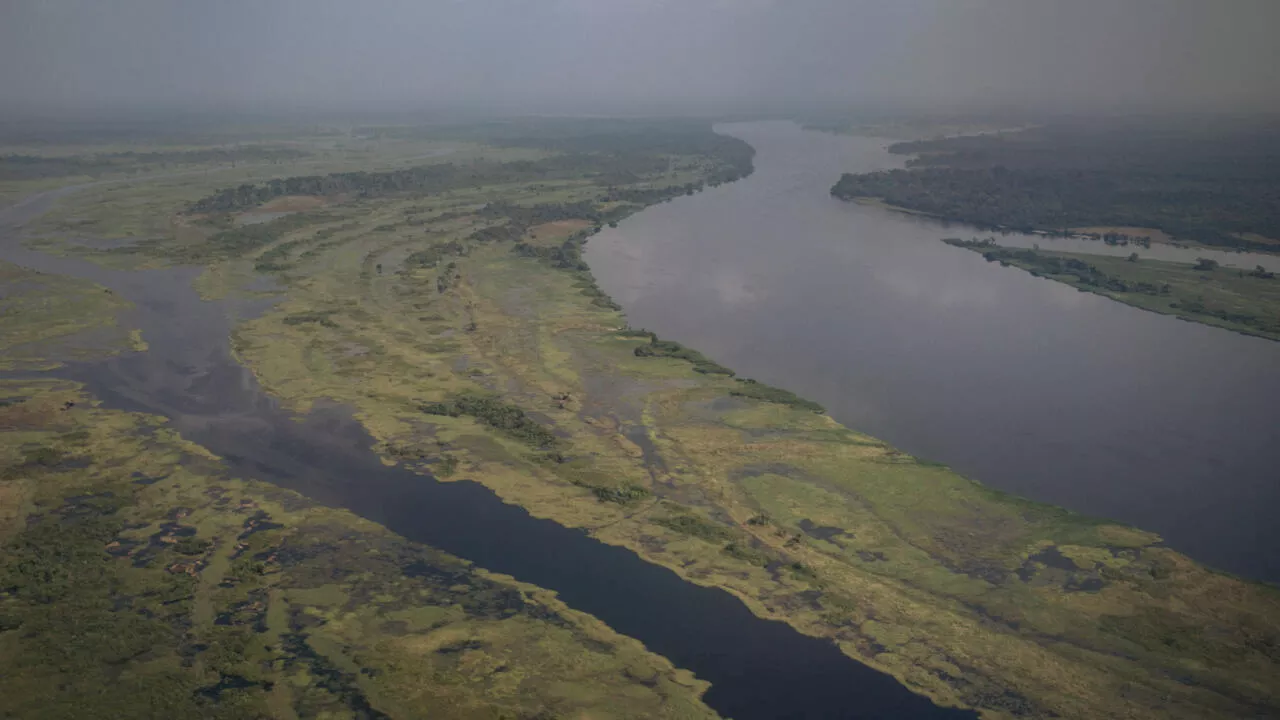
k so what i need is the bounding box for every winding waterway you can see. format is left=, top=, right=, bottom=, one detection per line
left=587, top=120, right=1280, bottom=584
left=0, top=174, right=973, bottom=718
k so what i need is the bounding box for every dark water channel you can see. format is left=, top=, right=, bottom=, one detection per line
left=1, top=182, right=973, bottom=717
left=587, top=121, right=1280, bottom=584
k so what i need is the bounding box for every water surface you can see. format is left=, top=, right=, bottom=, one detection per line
left=587, top=121, right=1280, bottom=583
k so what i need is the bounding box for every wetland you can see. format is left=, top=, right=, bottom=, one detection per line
left=2, top=119, right=1279, bottom=719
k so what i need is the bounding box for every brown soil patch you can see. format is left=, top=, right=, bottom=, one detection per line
left=259, top=195, right=327, bottom=212
left=1071, top=226, right=1175, bottom=245
left=525, top=219, right=593, bottom=248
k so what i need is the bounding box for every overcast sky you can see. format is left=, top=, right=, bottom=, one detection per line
left=2, top=0, right=1278, bottom=116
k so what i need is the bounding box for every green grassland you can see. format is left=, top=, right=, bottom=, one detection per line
left=6, top=122, right=1280, bottom=719
left=0, top=380, right=716, bottom=720
left=0, top=261, right=142, bottom=370
left=943, top=239, right=1280, bottom=341
left=0, top=124, right=741, bottom=720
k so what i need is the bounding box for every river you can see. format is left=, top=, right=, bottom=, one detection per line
left=586, top=120, right=1280, bottom=584
left=0, top=164, right=973, bottom=718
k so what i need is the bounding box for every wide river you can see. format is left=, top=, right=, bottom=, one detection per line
left=587, top=121, right=1280, bottom=584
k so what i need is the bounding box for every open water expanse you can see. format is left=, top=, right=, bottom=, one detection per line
left=588, top=121, right=1280, bottom=583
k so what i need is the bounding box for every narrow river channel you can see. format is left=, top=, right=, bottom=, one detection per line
left=0, top=173, right=974, bottom=718
left=587, top=120, right=1280, bottom=584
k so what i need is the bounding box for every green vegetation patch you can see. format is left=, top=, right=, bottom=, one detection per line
left=628, top=331, right=735, bottom=376
left=944, top=239, right=1280, bottom=340
left=0, top=261, right=136, bottom=370
left=0, top=384, right=717, bottom=720
left=653, top=511, right=734, bottom=543
left=422, top=392, right=559, bottom=448
left=730, top=379, right=825, bottom=413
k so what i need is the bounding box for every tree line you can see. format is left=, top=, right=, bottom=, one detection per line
left=833, top=120, right=1280, bottom=252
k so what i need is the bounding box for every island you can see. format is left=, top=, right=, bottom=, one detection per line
left=941, top=238, right=1280, bottom=341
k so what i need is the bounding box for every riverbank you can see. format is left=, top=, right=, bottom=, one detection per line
left=942, top=239, right=1280, bottom=341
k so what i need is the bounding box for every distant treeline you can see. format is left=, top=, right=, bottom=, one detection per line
left=358, top=118, right=755, bottom=186
left=190, top=121, right=754, bottom=215
left=832, top=120, right=1280, bottom=252
left=189, top=156, right=619, bottom=213
left=0, top=147, right=307, bottom=181
left=182, top=122, right=753, bottom=269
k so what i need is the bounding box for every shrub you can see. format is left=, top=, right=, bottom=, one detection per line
left=729, top=379, right=824, bottom=413
left=422, top=393, right=558, bottom=448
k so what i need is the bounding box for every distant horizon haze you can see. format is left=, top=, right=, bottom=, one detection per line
left=1, top=0, right=1278, bottom=119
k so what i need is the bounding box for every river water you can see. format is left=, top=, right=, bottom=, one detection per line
left=0, top=174, right=973, bottom=717
left=587, top=121, right=1280, bottom=584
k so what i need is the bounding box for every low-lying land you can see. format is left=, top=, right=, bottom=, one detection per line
left=0, top=261, right=142, bottom=370
left=0, top=380, right=716, bottom=720
left=942, top=238, right=1280, bottom=341
left=831, top=119, right=1280, bottom=253
left=4, top=119, right=1280, bottom=719
left=0, top=119, right=753, bottom=720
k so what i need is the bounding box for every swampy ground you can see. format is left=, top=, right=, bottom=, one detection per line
left=2, top=120, right=1279, bottom=719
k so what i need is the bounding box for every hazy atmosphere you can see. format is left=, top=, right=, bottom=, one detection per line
left=2, top=0, right=1279, bottom=116
left=5, top=2, right=1280, bottom=718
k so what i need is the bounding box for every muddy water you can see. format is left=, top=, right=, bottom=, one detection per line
left=586, top=120, right=1280, bottom=583
left=0, top=183, right=972, bottom=719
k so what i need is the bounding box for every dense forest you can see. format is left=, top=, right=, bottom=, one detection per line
left=831, top=119, right=1280, bottom=251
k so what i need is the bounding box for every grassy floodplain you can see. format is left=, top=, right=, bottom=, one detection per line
left=942, top=238, right=1280, bottom=341
left=0, top=261, right=142, bottom=370
left=0, top=123, right=734, bottom=720
left=0, top=380, right=716, bottom=720
left=3, top=119, right=1280, bottom=719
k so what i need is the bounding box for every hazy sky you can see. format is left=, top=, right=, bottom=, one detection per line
left=2, top=0, right=1278, bottom=116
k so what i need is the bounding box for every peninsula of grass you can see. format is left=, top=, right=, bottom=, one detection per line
left=943, top=237, right=1280, bottom=341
